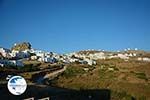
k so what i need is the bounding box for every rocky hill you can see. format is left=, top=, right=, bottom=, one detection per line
left=11, top=42, right=31, bottom=51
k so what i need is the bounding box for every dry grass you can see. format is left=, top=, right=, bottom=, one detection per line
left=51, top=58, right=150, bottom=99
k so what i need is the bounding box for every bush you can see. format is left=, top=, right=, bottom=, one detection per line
left=135, top=72, right=148, bottom=81
left=63, top=66, right=85, bottom=77
left=112, top=91, right=135, bottom=100
left=19, top=64, right=39, bottom=72
left=139, top=96, right=146, bottom=100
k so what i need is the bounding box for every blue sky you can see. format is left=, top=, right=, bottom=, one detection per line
left=0, top=0, right=150, bottom=53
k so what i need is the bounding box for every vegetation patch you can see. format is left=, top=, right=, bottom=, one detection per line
left=18, top=64, right=40, bottom=72
left=111, top=91, right=135, bottom=100
left=109, top=65, right=119, bottom=71
left=62, top=66, right=85, bottom=78
left=135, top=72, right=148, bottom=81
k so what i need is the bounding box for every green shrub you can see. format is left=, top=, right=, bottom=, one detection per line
left=19, top=64, right=39, bottom=72
left=139, top=96, right=146, bottom=100
left=135, top=72, right=148, bottom=81
left=63, top=66, right=85, bottom=77
left=112, top=91, right=135, bottom=100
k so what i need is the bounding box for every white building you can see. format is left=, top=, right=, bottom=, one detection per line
left=133, top=53, right=136, bottom=56
left=117, top=54, right=129, bottom=59
left=128, top=53, right=133, bottom=57
left=38, top=57, right=57, bottom=63
left=84, top=58, right=96, bottom=66
left=68, top=58, right=79, bottom=63
left=143, top=58, right=150, bottom=62
left=0, top=47, right=11, bottom=58
left=32, top=50, right=45, bottom=57
left=10, top=50, right=30, bottom=58
left=108, top=55, right=118, bottom=59
left=89, top=52, right=105, bottom=60
left=138, top=57, right=150, bottom=62
left=0, top=59, right=24, bottom=67
left=31, top=55, right=38, bottom=60
left=137, top=57, right=142, bottom=61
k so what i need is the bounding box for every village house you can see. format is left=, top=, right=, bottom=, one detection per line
left=143, top=58, right=150, bottom=62
left=138, top=57, right=150, bottom=62
left=68, top=58, right=79, bottom=63
left=88, top=52, right=106, bottom=60
left=108, top=55, right=118, bottom=59
left=32, top=50, right=45, bottom=57
left=0, top=47, right=11, bottom=58
left=38, top=57, right=57, bottom=63
left=10, top=50, right=30, bottom=58
left=84, top=58, right=96, bottom=66
left=128, top=53, right=133, bottom=57
left=108, top=53, right=129, bottom=60
left=117, top=54, right=129, bottom=59
left=30, top=55, right=38, bottom=60
left=0, top=59, right=24, bottom=67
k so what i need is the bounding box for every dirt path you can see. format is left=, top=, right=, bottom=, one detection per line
left=44, top=66, right=67, bottom=79
left=22, top=66, right=63, bottom=75
left=35, top=66, right=67, bottom=84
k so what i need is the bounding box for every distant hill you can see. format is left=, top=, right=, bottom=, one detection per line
left=77, top=50, right=100, bottom=55
left=76, top=49, right=150, bottom=57
left=11, top=42, right=31, bottom=51
left=76, top=50, right=111, bottom=55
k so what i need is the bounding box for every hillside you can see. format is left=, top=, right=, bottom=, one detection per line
left=51, top=58, right=150, bottom=100
left=11, top=42, right=31, bottom=51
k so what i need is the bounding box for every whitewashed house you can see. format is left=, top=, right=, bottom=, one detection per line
left=137, top=57, right=142, bottom=61
left=108, top=55, right=118, bottom=59
left=0, top=59, right=24, bottom=67
left=34, top=50, right=45, bottom=57
left=22, top=50, right=30, bottom=56
left=38, top=57, right=57, bottom=63
left=14, top=60, right=24, bottom=66
left=10, top=50, right=30, bottom=58
left=128, top=53, right=133, bottom=57
left=137, top=57, right=150, bottom=62
left=84, top=58, right=96, bottom=66
left=45, top=57, right=57, bottom=63
left=124, top=53, right=129, bottom=56
left=31, top=55, right=38, bottom=60
left=143, top=58, right=150, bottom=62
left=68, top=58, right=79, bottom=63
left=0, top=47, right=11, bottom=58
left=38, top=57, right=44, bottom=62
left=89, top=52, right=105, bottom=60
left=117, top=54, right=129, bottom=59
left=133, top=53, right=137, bottom=56
left=10, top=50, right=19, bottom=57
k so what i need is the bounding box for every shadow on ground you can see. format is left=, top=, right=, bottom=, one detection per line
left=0, top=84, right=110, bottom=100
